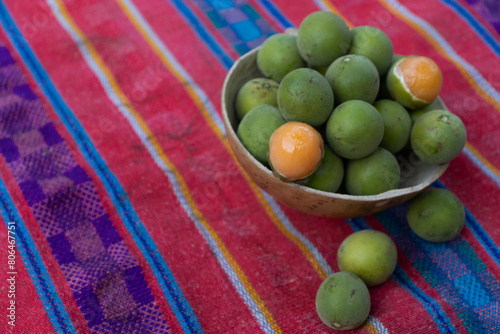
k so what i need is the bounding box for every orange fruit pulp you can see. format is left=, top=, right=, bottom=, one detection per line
left=397, top=55, right=443, bottom=103
left=269, top=121, right=324, bottom=181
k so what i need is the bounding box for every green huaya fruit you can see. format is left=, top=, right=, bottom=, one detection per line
left=407, top=188, right=465, bottom=242
left=374, top=99, right=412, bottom=154
left=348, top=26, right=394, bottom=76
left=316, top=271, right=371, bottom=330
left=344, top=147, right=401, bottom=195
left=377, top=54, right=405, bottom=100
left=297, top=11, right=351, bottom=67
left=409, top=96, right=447, bottom=124
left=305, top=146, right=344, bottom=193
left=277, top=68, right=334, bottom=127
left=325, top=54, right=380, bottom=105
left=337, top=229, right=398, bottom=287
left=237, top=105, right=285, bottom=164
left=257, top=33, right=305, bottom=82
left=310, top=63, right=330, bottom=76
left=326, top=100, right=384, bottom=159
left=386, top=57, right=429, bottom=110
left=235, top=78, right=279, bottom=120
left=411, top=109, right=467, bottom=164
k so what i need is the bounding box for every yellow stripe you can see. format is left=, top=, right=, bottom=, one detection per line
left=466, top=142, right=500, bottom=177
left=377, top=0, right=500, bottom=115
left=114, top=0, right=328, bottom=281
left=53, top=0, right=282, bottom=331
left=320, top=1, right=354, bottom=28
left=363, top=322, right=380, bottom=334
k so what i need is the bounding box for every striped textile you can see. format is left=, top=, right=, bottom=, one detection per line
left=0, top=0, right=499, bottom=333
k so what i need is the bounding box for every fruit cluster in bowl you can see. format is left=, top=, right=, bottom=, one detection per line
left=221, top=11, right=466, bottom=218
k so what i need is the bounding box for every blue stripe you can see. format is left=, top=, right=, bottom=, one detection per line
left=375, top=205, right=498, bottom=333
left=0, top=179, right=75, bottom=333
left=189, top=0, right=273, bottom=56
left=346, top=217, right=458, bottom=334
left=440, top=0, right=500, bottom=58
left=432, top=180, right=500, bottom=268
left=0, top=4, right=203, bottom=333
left=391, top=267, right=457, bottom=334
left=254, top=0, right=293, bottom=29
left=167, top=0, right=233, bottom=69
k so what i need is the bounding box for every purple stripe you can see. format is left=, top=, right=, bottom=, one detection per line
left=0, top=42, right=171, bottom=333
left=463, top=0, right=500, bottom=35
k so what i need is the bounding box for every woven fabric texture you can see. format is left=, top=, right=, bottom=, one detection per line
left=0, top=0, right=499, bottom=333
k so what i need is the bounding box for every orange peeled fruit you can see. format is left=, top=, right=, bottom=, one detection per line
left=386, top=55, right=443, bottom=109
left=269, top=121, right=324, bottom=181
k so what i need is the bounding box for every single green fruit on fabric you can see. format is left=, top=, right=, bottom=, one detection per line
left=315, top=271, right=371, bottom=330
left=326, top=100, right=384, bottom=159
left=235, top=78, right=279, bottom=120
left=297, top=11, right=351, bottom=66
left=344, top=147, right=401, bottom=195
left=278, top=68, right=334, bottom=127
left=257, top=33, right=305, bottom=82
left=411, top=109, right=467, bottom=164
left=325, top=54, right=380, bottom=105
left=373, top=99, right=412, bottom=154
left=348, top=26, right=394, bottom=76
left=337, top=229, right=398, bottom=287
left=237, top=105, right=285, bottom=164
left=407, top=188, right=465, bottom=242
left=304, top=146, right=344, bottom=193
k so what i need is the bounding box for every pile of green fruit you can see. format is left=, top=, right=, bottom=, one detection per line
left=234, top=10, right=469, bottom=331
left=235, top=11, right=467, bottom=196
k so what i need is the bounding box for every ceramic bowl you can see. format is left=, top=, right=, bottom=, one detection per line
left=221, top=47, right=449, bottom=218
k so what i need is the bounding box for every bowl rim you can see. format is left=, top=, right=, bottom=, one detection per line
left=221, top=47, right=449, bottom=204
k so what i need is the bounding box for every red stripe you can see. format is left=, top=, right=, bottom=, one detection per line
left=58, top=0, right=343, bottom=332
left=269, top=0, right=500, bottom=170
left=5, top=0, right=266, bottom=332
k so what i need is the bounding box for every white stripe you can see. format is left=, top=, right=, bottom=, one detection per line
left=463, top=147, right=500, bottom=188
left=313, top=0, right=331, bottom=12
left=117, top=0, right=335, bottom=277
left=46, top=0, right=274, bottom=332
left=368, top=315, right=390, bottom=334
left=120, top=0, right=225, bottom=135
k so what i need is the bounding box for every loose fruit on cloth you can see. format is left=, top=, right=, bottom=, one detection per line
left=315, top=271, right=371, bottom=330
